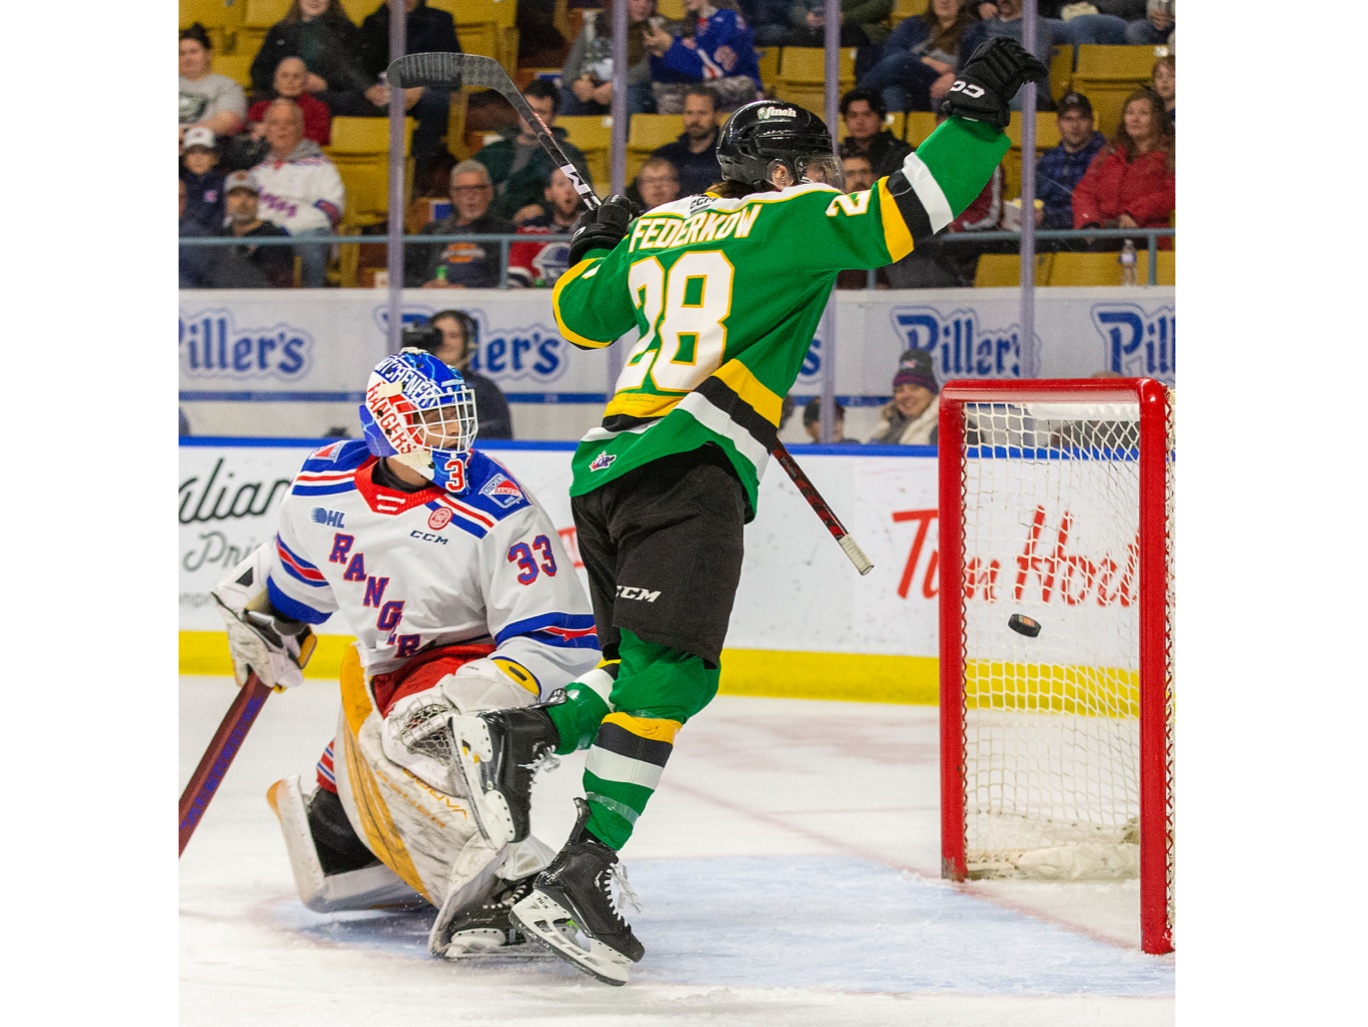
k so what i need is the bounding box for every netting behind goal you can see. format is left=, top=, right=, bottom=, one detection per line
left=938, top=379, right=1173, bottom=955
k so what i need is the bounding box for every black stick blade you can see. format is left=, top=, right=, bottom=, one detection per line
left=386, top=52, right=507, bottom=90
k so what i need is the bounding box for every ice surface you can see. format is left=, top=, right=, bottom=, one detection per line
left=180, top=677, right=1174, bottom=1026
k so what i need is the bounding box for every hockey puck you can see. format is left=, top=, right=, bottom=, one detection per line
left=1008, top=614, right=1041, bottom=637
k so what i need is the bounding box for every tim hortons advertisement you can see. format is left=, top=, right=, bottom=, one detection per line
left=178, top=288, right=1174, bottom=437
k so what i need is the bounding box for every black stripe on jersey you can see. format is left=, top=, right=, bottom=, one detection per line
left=697, top=377, right=780, bottom=452
left=885, top=170, right=935, bottom=246
left=595, top=721, right=674, bottom=767
left=601, top=412, right=665, bottom=432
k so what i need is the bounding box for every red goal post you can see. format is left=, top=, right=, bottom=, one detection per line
left=938, top=378, right=1174, bottom=955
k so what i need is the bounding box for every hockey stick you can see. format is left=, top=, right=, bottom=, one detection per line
left=388, top=53, right=872, bottom=575
left=179, top=672, right=272, bottom=856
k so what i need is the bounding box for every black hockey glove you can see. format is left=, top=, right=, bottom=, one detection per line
left=568, top=194, right=641, bottom=265
left=943, top=38, right=1050, bottom=130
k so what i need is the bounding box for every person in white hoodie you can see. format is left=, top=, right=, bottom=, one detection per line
left=252, top=98, right=345, bottom=286
left=866, top=348, right=941, bottom=446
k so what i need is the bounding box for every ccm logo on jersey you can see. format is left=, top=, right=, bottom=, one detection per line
left=409, top=530, right=449, bottom=545
left=311, top=507, right=346, bottom=527
left=616, top=585, right=661, bottom=602
left=480, top=473, right=524, bottom=508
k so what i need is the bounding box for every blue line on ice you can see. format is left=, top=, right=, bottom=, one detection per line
left=272, top=854, right=1174, bottom=996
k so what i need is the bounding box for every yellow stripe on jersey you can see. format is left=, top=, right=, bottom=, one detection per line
left=603, top=389, right=685, bottom=420
left=602, top=711, right=682, bottom=743
left=878, top=178, right=914, bottom=262
left=715, top=358, right=783, bottom=426
left=552, top=258, right=615, bottom=349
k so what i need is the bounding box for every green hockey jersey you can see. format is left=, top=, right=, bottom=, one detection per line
left=552, top=117, right=1010, bottom=518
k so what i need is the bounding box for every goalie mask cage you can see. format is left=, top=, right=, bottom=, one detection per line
left=938, top=378, right=1173, bottom=955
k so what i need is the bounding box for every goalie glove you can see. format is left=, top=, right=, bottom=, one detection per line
left=211, top=542, right=317, bottom=691
left=568, top=194, right=640, bottom=266
left=944, top=38, right=1050, bottom=130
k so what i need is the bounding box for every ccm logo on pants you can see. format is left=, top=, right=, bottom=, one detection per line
left=616, top=585, right=661, bottom=602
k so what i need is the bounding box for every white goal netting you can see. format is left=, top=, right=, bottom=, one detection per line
left=956, top=399, right=1168, bottom=882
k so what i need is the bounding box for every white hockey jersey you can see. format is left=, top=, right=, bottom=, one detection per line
left=267, top=440, right=599, bottom=689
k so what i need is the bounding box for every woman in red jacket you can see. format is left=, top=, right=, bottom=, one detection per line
left=1072, top=89, right=1174, bottom=249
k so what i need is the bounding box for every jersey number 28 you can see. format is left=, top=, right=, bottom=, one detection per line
left=618, top=251, right=734, bottom=394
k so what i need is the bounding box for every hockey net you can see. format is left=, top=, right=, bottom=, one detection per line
left=938, top=379, right=1174, bottom=954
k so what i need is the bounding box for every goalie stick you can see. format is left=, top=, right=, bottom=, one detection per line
left=387, top=53, right=873, bottom=576
left=179, top=672, right=272, bottom=856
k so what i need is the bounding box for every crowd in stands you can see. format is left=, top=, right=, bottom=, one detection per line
left=180, top=0, right=1174, bottom=291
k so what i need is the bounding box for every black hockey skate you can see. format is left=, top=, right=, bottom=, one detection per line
left=434, top=873, right=542, bottom=957
left=510, top=797, right=645, bottom=986
left=448, top=702, right=560, bottom=848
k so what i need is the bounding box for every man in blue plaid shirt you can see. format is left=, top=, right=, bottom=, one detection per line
left=1035, top=92, right=1106, bottom=233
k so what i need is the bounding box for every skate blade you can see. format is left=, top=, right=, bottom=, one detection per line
left=510, top=891, right=631, bottom=986
left=447, top=715, right=516, bottom=849
left=441, top=928, right=555, bottom=960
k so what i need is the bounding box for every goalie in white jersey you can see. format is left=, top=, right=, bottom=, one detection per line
left=212, top=350, right=600, bottom=959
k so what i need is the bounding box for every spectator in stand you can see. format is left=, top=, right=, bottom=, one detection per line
left=206, top=170, right=295, bottom=289
left=961, top=0, right=1126, bottom=107
left=252, top=99, right=346, bottom=287
left=643, top=0, right=762, bottom=114
left=1035, top=91, right=1105, bottom=233
left=1125, top=0, right=1173, bottom=45
left=649, top=86, right=723, bottom=197
left=179, top=179, right=214, bottom=288
left=1072, top=89, right=1174, bottom=249
left=358, top=0, right=462, bottom=167
left=508, top=168, right=586, bottom=289
left=786, top=0, right=893, bottom=48
left=738, top=0, right=792, bottom=46
left=1152, top=53, right=1174, bottom=123
left=857, top=0, right=978, bottom=114
left=633, top=157, right=681, bottom=210
left=250, top=1, right=424, bottom=132
left=838, top=89, right=911, bottom=179
left=180, top=127, right=227, bottom=230
left=802, top=399, right=858, bottom=443
left=247, top=57, right=332, bottom=146
left=406, top=161, right=516, bottom=288
left=562, top=0, right=657, bottom=116
left=473, top=80, right=595, bottom=223
left=180, top=24, right=246, bottom=143
left=867, top=349, right=940, bottom=445
left=426, top=311, right=513, bottom=439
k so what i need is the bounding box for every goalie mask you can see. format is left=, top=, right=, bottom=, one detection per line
left=359, top=351, right=479, bottom=493
left=716, top=100, right=843, bottom=191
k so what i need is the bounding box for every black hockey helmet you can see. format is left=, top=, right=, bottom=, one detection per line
left=716, top=100, right=842, bottom=190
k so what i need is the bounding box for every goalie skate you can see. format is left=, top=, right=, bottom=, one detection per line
left=510, top=798, right=644, bottom=987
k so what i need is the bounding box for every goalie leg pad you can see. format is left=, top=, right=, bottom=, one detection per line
left=267, top=775, right=423, bottom=913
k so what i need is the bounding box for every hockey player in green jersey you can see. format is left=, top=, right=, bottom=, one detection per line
left=448, top=39, right=1048, bottom=985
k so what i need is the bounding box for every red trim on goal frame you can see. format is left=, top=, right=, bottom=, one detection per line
left=937, top=378, right=1174, bottom=956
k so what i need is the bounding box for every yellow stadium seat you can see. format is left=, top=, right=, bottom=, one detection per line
left=326, top=116, right=415, bottom=155
left=889, top=0, right=923, bottom=30
left=974, top=253, right=1054, bottom=288
left=181, top=0, right=245, bottom=53
left=1070, top=45, right=1161, bottom=137
left=431, top=0, right=519, bottom=77
left=904, top=111, right=938, bottom=147
left=211, top=54, right=255, bottom=90
left=756, top=48, right=780, bottom=90
left=656, top=0, right=687, bottom=17
left=1049, top=45, right=1072, bottom=101
left=626, top=114, right=686, bottom=181
left=1003, top=111, right=1061, bottom=198
left=774, top=47, right=856, bottom=110
left=1135, top=249, right=1175, bottom=286
left=558, top=115, right=615, bottom=187
left=238, top=0, right=291, bottom=53
left=1046, top=252, right=1129, bottom=287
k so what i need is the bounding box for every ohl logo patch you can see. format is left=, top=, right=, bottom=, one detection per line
left=589, top=451, right=616, bottom=472
left=311, top=507, right=346, bottom=527
left=480, top=473, right=524, bottom=508
left=428, top=506, right=452, bottom=530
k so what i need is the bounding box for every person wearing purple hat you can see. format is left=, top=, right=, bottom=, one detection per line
left=867, top=348, right=941, bottom=445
